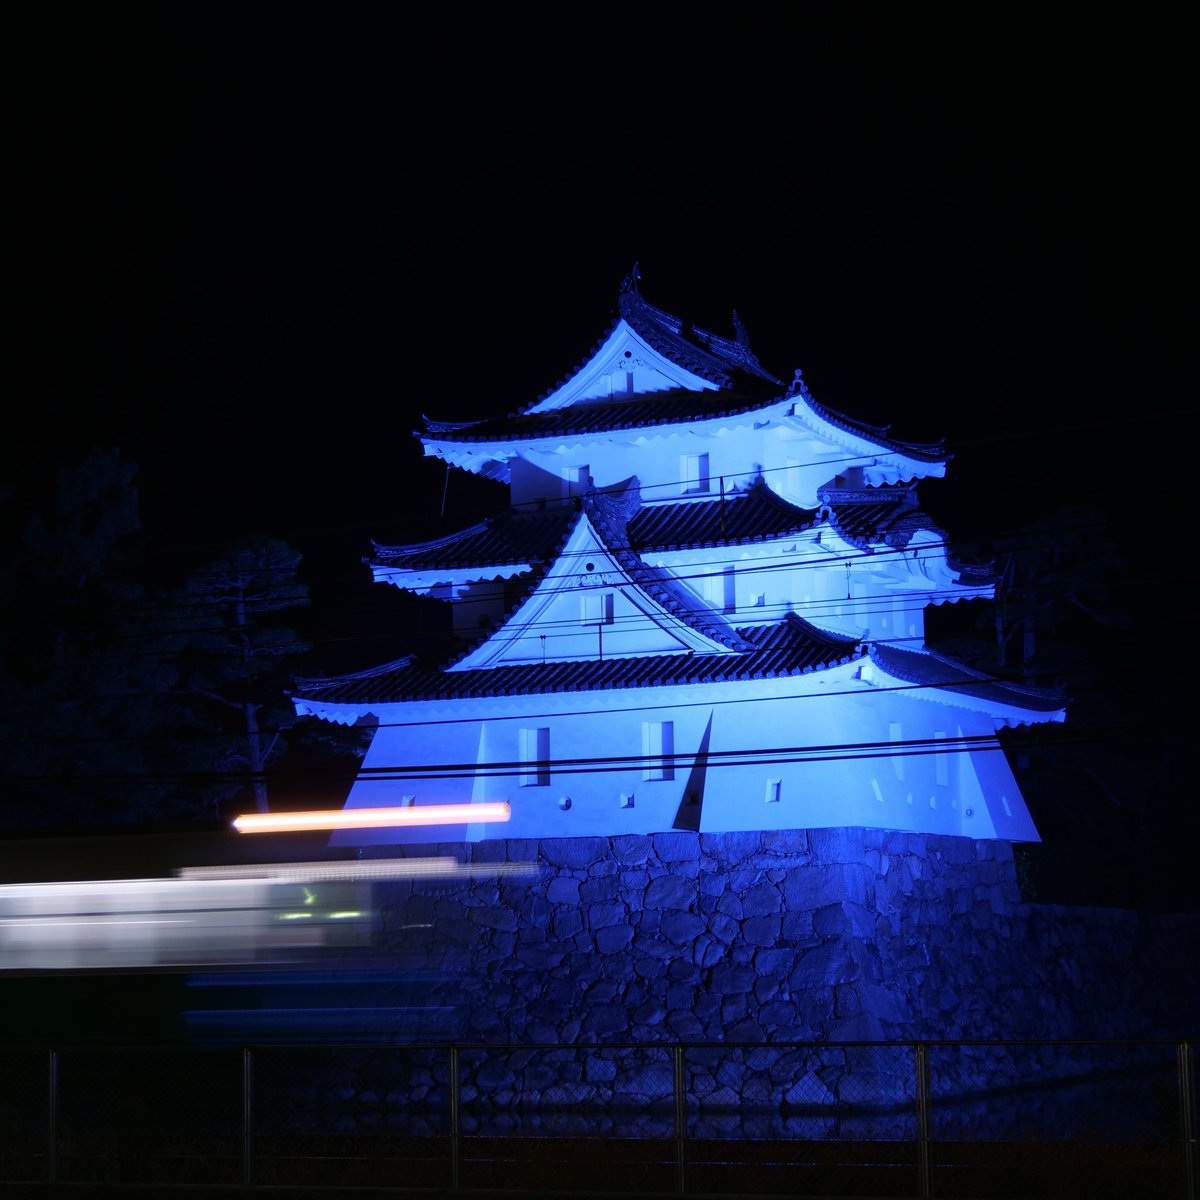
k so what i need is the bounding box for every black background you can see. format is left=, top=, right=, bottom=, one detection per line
left=9, top=10, right=1193, bottom=707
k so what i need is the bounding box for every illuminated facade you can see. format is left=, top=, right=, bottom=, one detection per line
left=292, top=271, right=1065, bottom=846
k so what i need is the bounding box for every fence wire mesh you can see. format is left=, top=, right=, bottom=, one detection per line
left=0, top=1039, right=1194, bottom=1199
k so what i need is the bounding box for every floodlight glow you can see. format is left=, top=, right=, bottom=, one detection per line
left=232, top=802, right=511, bottom=834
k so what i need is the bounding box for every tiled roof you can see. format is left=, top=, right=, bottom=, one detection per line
left=488, top=270, right=784, bottom=413
left=291, top=616, right=1065, bottom=717
left=802, top=397, right=946, bottom=462
left=372, top=508, right=577, bottom=570
left=421, top=386, right=783, bottom=444
left=419, top=276, right=945, bottom=465
left=420, top=386, right=948, bottom=466
left=290, top=614, right=864, bottom=706
left=374, top=488, right=753, bottom=677
left=630, top=478, right=817, bottom=550
left=817, top=483, right=940, bottom=548
left=868, top=643, right=1067, bottom=713
left=582, top=488, right=751, bottom=653
left=370, top=480, right=951, bottom=570
left=609, top=277, right=784, bottom=391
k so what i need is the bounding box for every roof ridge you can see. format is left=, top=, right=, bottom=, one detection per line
left=582, top=486, right=753, bottom=652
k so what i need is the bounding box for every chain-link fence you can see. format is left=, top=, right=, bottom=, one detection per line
left=1, top=1039, right=1195, bottom=1198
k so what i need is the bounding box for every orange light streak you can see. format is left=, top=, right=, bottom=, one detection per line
left=232, top=802, right=511, bottom=834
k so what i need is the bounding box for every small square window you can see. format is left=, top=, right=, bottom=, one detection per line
left=580, top=591, right=614, bottom=625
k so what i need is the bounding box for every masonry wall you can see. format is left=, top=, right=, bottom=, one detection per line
left=369, top=828, right=1200, bottom=1044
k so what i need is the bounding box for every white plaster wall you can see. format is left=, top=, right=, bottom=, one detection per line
left=331, top=673, right=1036, bottom=846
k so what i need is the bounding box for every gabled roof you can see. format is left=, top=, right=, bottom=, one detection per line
left=418, top=271, right=947, bottom=467
left=595, top=269, right=785, bottom=392
left=441, top=488, right=754, bottom=671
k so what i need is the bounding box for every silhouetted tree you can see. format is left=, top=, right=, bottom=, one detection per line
left=990, top=502, right=1130, bottom=683
left=932, top=503, right=1190, bottom=909
left=0, top=447, right=186, bottom=828
left=161, top=536, right=312, bottom=815
left=0, top=451, right=355, bottom=830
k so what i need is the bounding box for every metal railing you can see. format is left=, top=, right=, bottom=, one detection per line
left=1, top=1039, right=1195, bottom=1198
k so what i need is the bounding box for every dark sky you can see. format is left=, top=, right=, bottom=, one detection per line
left=12, top=9, right=1193, bottom=661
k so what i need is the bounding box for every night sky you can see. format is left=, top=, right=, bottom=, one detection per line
left=11, top=9, right=1193, bottom=669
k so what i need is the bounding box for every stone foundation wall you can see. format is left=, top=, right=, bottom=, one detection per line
left=368, top=828, right=1200, bottom=1044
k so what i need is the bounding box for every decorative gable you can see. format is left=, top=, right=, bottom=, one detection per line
left=524, top=319, right=721, bottom=413
left=447, top=511, right=744, bottom=671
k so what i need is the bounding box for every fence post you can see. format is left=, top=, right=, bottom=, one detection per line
left=449, top=1045, right=461, bottom=1192
left=242, top=1047, right=254, bottom=1187
left=673, top=1044, right=686, bottom=1195
left=1179, top=1041, right=1196, bottom=1200
left=46, top=1049, right=57, bottom=1184
left=915, top=1042, right=931, bottom=1199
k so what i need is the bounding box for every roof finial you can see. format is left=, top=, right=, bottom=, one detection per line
left=786, top=368, right=812, bottom=400
left=732, top=308, right=750, bottom=348
left=621, top=262, right=642, bottom=294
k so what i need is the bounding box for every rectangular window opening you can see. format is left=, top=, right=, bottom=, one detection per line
left=889, top=721, right=905, bottom=781
left=708, top=566, right=736, bottom=614
left=520, top=726, right=550, bottom=787
left=642, top=720, right=675, bottom=781
left=561, top=465, right=589, bottom=500
left=682, top=452, right=710, bottom=495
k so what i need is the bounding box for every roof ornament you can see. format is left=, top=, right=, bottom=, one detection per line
left=621, top=262, right=642, bottom=294
left=732, top=309, right=751, bottom=348
left=785, top=368, right=813, bottom=401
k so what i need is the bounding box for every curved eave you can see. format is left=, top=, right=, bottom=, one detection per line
left=420, top=441, right=513, bottom=483
left=862, top=645, right=1067, bottom=726
left=373, top=562, right=533, bottom=594
left=420, top=396, right=796, bottom=475
left=787, top=395, right=947, bottom=481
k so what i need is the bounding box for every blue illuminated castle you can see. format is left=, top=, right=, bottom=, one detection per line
left=292, top=270, right=1065, bottom=846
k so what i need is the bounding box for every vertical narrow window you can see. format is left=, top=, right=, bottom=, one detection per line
left=708, top=566, right=736, bottom=614
left=889, top=721, right=904, bottom=781
left=765, top=779, right=781, bottom=804
left=520, top=727, right=550, bottom=787
left=642, top=720, right=674, bottom=781
left=682, top=452, right=710, bottom=494
left=561, top=465, right=589, bottom=501
left=935, top=729, right=948, bottom=786
left=786, top=458, right=803, bottom=498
